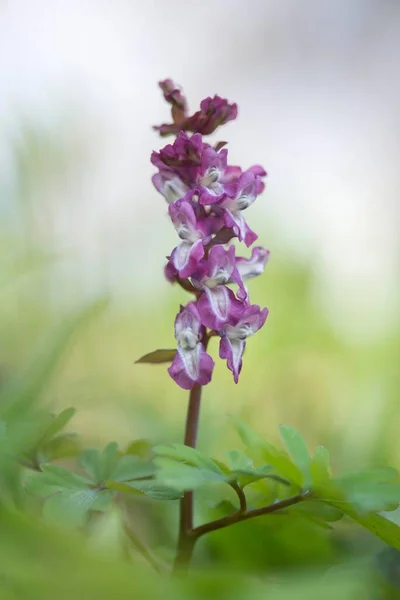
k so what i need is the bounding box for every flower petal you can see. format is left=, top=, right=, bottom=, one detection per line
left=168, top=344, right=214, bottom=390
left=171, top=239, right=205, bottom=279
left=197, top=286, right=244, bottom=331
left=236, top=247, right=270, bottom=280
left=219, top=336, right=245, bottom=383
left=223, top=210, right=258, bottom=247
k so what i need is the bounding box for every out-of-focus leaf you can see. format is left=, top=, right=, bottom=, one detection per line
left=43, top=489, right=96, bottom=528
left=335, top=468, right=398, bottom=488
left=39, top=407, right=76, bottom=444
left=153, top=443, right=222, bottom=474
left=105, top=481, right=146, bottom=496
left=39, top=465, right=91, bottom=490
left=311, top=445, right=331, bottom=485
left=330, top=468, right=400, bottom=512
left=78, top=449, right=102, bottom=483
left=135, top=349, right=176, bottom=364
left=226, top=450, right=254, bottom=473
left=99, top=442, right=119, bottom=482
left=24, top=471, right=61, bottom=497
left=39, top=433, right=81, bottom=461
left=111, top=455, right=155, bottom=482
left=233, top=418, right=302, bottom=486
left=124, top=479, right=182, bottom=500
left=125, top=439, right=152, bottom=459
left=327, top=498, right=400, bottom=551
left=155, top=457, right=227, bottom=491
left=346, top=483, right=400, bottom=513
left=279, top=425, right=311, bottom=488
left=295, top=501, right=343, bottom=523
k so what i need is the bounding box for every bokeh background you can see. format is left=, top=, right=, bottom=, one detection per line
left=1, top=0, right=399, bottom=486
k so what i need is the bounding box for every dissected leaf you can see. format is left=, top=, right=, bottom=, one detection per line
left=153, top=443, right=222, bottom=474
left=39, top=433, right=81, bottom=462
left=99, top=442, right=119, bottom=482
left=295, top=501, right=343, bottom=523
left=226, top=450, right=253, bottom=473
left=327, top=499, right=400, bottom=551
left=125, top=439, right=152, bottom=459
left=125, top=480, right=182, bottom=500
left=311, top=445, right=331, bottom=485
left=78, top=449, right=102, bottom=483
left=155, top=457, right=227, bottom=491
left=346, top=483, right=400, bottom=513
left=233, top=418, right=302, bottom=486
left=279, top=425, right=311, bottom=488
left=111, top=455, right=155, bottom=482
left=105, top=481, right=146, bottom=496
left=39, top=465, right=91, bottom=490
left=335, top=468, right=398, bottom=488
left=39, top=408, right=76, bottom=444
left=135, top=349, right=176, bottom=364
left=43, top=489, right=97, bottom=528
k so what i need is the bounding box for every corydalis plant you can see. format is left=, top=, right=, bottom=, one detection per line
left=151, top=79, right=269, bottom=389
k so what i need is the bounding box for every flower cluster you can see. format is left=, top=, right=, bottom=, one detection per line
left=152, top=80, right=269, bottom=390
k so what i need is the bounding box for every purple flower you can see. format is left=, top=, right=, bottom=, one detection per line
left=168, top=195, right=209, bottom=278
left=196, top=146, right=231, bottom=205
left=235, top=246, right=270, bottom=280
left=168, top=302, right=214, bottom=390
left=219, top=304, right=269, bottom=383
left=148, top=79, right=270, bottom=390
left=186, top=95, right=238, bottom=135
left=197, top=285, right=244, bottom=332
left=218, top=169, right=266, bottom=247
left=152, top=170, right=189, bottom=204
left=153, top=79, right=237, bottom=137
left=192, top=245, right=247, bottom=300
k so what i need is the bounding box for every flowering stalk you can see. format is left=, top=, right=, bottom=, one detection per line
left=150, top=79, right=271, bottom=572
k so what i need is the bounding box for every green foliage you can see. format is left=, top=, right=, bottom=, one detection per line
left=135, top=349, right=177, bottom=364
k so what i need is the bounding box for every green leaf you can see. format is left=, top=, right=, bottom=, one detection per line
left=233, top=418, right=267, bottom=460
left=226, top=450, right=254, bottom=473
left=104, top=481, right=145, bottom=496
left=332, top=469, right=400, bottom=512
left=233, top=418, right=302, bottom=486
left=78, top=449, right=102, bottom=483
left=327, top=499, right=400, bottom=551
left=125, top=439, right=151, bottom=459
left=39, top=433, right=81, bottom=461
left=99, top=442, right=119, bottom=482
left=155, top=457, right=227, bottom=491
left=43, top=490, right=96, bottom=528
left=124, top=480, right=182, bottom=500
left=335, top=468, right=398, bottom=488
left=153, top=444, right=222, bottom=474
left=91, top=490, right=116, bottom=512
left=346, top=483, right=400, bottom=513
left=24, top=471, right=62, bottom=497
left=111, top=455, right=155, bottom=482
left=279, top=424, right=311, bottom=488
left=39, top=407, right=76, bottom=444
left=295, top=501, right=343, bottom=523
left=311, top=445, right=331, bottom=485
left=39, top=465, right=91, bottom=490
left=135, top=349, right=176, bottom=364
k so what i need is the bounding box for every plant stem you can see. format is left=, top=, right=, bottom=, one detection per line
left=172, top=382, right=203, bottom=574
left=230, top=482, right=247, bottom=513
left=192, top=493, right=308, bottom=540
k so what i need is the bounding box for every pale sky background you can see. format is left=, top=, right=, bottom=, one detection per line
left=0, top=0, right=399, bottom=341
